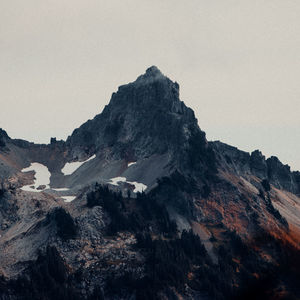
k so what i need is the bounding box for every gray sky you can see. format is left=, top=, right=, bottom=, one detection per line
left=0, top=1, right=299, bottom=170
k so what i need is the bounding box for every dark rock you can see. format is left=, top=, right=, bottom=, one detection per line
left=212, top=141, right=251, bottom=174
left=212, top=141, right=299, bottom=195
left=250, top=150, right=268, bottom=178
left=67, top=67, right=202, bottom=160
left=46, top=207, right=77, bottom=240
left=0, top=129, right=9, bottom=149
left=36, top=185, right=46, bottom=190
left=267, top=156, right=298, bottom=194
left=261, top=179, right=271, bottom=192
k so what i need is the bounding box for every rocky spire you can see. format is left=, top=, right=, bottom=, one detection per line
left=67, top=66, right=203, bottom=162
left=115, top=65, right=180, bottom=104
left=135, top=65, right=165, bottom=83
left=0, top=128, right=9, bottom=148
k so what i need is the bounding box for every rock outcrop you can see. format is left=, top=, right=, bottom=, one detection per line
left=213, top=141, right=300, bottom=196
left=67, top=66, right=204, bottom=161
left=0, top=129, right=9, bottom=149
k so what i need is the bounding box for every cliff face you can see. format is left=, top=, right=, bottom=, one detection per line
left=66, top=66, right=209, bottom=169
left=213, top=141, right=300, bottom=196
left=0, top=67, right=299, bottom=300
left=0, top=129, right=10, bottom=151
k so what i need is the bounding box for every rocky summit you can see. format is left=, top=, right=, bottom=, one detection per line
left=0, top=67, right=299, bottom=300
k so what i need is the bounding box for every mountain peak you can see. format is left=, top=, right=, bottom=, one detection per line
left=113, top=66, right=180, bottom=109
left=67, top=66, right=199, bottom=161
left=145, top=65, right=163, bottom=76
left=134, top=65, right=169, bottom=86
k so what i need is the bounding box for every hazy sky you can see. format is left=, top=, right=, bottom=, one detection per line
left=0, top=1, right=299, bottom=170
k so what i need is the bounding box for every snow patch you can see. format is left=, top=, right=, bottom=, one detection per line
left=62, top=154, right=96, bottom=175
left=20, top=163, right=51, bottom=192
left=108, top=176, right=147, bottom=193
left=61, top=196, right=76, bottom=202
left=109, top=177, right=127, bottom=186
left=127, top=181, right=147, bottom=193
left=127, top=162, right=137, bottom=167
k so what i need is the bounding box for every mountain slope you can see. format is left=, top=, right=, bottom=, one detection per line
left=0, top=67, right=299, bottom=300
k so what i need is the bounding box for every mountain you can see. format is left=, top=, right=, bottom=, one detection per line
left=0, top=67, right=299, bottom=300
